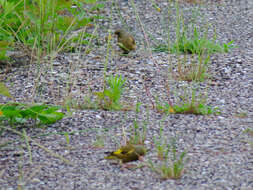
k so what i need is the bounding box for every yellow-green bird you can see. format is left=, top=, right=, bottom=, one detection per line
left=115, top=29, right=136, bottom=54
left=105, top=144, right=146, bottom=163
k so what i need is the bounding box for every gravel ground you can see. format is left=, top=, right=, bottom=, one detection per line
left=0, top=0, right=253, bottom=189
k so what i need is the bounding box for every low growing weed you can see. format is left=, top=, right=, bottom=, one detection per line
left=154, top=127, right=170, bottom=160
left=153, top=27, right=235, bottom=54
left=0, top=41, right=12, bottom=63
left=0, top=103, right=65, bottom=127
left=156, top=87, right=219, bottom=115
left=171, top=26, right=235, bottom=54
left=92, top=134, right=105, bottom=148
left=0, top=82, right=12, bottom=98
left=128, top=120, right=147, bottom=145
left=128, top=103, right=147, bottom=145
left=243, top=128, right=253, bottom=147
left=149, top=138, right=187, bottom=180
left=152, top=1, right=235, bottom=55
left=243, top=128, right=253, bottom=138
left=66, top=74, right=130, bottom=111
left=94, top=75, right=127, bottom=110
left=172, top=53, right=210, bottom=82
left=0, top=0, right=104, bottom=61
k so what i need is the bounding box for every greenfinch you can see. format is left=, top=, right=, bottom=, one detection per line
left=105, top=144, right=146, bottom=163
left=115, top=29, right=136, bottom=54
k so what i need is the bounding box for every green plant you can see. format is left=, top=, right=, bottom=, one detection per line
left=149, top=138, right=187, bottom=180
left=0, top=82, right=12, bottom=98
left=173, top=53, right=210, bottom=82
left=69, top=75, right=129, bottom=111
left=243, top=128, right=253, bottom=137
left=153, top=26, right=235, bottom=55
left=156, top=88, right=219, bottom=115
left=243, top=128, right=253, bottom=148
left=150, top=0, right=161, bottom=12
left=64, top=132, right=70, bottom=146
left=0, top=103, right=65, bottom=127
left=0, top=0, right=18, bottom=62
left=222, top=40, right=236, bottom=53
left=152, top=44, right=169, bottom=53
left=128, top=120, right=147, bottom=145
left=172, top=103, right=217, bottom=115
left=235, top=111, right=248, bottom=118
left=152, top=0, right=235, bottom=55
left=95, top=75, right=126, bottom=110
left=154, top=127, right=169, bottom=160
left=80, top=94, right=99, bottom=110
left=0, top=0, right=104, bottom=61
left=128, top=103, right=147, bottom=145
left=0, top=40, right=12, bottom=63
left=173, top=26, right=225, bottom=54
left=92, top=135, right=105, bottom=148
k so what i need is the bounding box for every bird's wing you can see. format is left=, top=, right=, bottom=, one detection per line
left=118, top=42, right=127, bottom=50
left=128, top=36, right=135, bottom=45
left=113, top=148, right=124, bottom=155
left=124, top=149, right=135, bottom=156
left=105, top=155, right=118, bottom=159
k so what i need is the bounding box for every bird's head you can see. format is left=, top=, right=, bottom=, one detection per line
left=114, top=29, right=125, bottom=38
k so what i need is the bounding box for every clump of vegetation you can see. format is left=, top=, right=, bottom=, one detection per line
left=152, top=1, right=235, bottom=83
left=128, top=103, right=147, bottom=145
left=94, top=75, right=127, bottom=110
left=235, top=112, right=248, bottom=118
left=153, top=2, right=235, bottom=55
left=156, top=100, right=218, bottom=115
left=64, top=74, right=132, bottom=111
left=0, top=103, right=65, bottom=127
left=153, top=26, right=234, bottom=82
left=243, top=128, right=253, bottom=148
left=244, top=128, right=253, bottom=137
left=170, top=26, right=235, bottom=54
left=0, top=0, right=104, bottom=62
left=154, top=127, right=169, bottom=160
left=92, top=135, right=105, bottom=148
left=0, top=82, right=12, bottom=98
left=149, top=138, right=187, bottom=179
left=0, top=41, right=12, bottom=64
left=156, top=87, right=219, bottom=115
left=128, top=120, right=147, bottom=145
left=172, top=53, right=210, bottom=82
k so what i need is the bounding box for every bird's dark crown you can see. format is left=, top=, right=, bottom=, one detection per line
left=115, top=29, right=125, bottom=37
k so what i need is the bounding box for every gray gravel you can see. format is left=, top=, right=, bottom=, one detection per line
left=0, top=0, right=253, bottom=189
